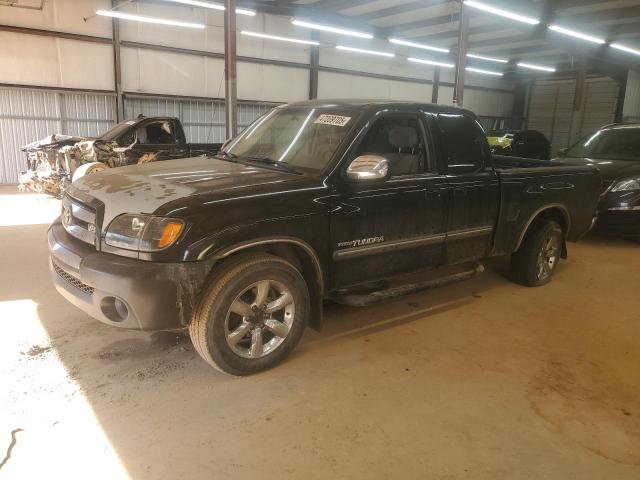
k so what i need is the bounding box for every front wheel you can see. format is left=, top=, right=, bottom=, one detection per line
left=189, top=253, right=309, bottom=375
left=72, top=162, right=107, bottom=183
left=510, top=220, right=563, bottom=287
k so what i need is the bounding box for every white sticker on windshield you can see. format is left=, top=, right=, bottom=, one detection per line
left=314, top=114, right=351, bottom=127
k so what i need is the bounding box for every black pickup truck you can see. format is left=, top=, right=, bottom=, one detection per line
left=48, top=100, right=601, bottom=375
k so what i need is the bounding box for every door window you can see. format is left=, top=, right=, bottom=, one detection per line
left=356, top=115, right=427, bottom=176
left=438, top=113, right=490, bottom=173
left=136, top=120, right=175, bottom=145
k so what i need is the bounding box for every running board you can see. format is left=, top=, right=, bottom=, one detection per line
left=331, top=263, right=484, bottom=307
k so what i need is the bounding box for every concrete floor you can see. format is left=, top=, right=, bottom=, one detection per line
left=1, top=186, right=639, bottom=480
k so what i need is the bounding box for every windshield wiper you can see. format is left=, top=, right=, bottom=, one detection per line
left=213, top=150, right=238, bottom=162
left=245, top=156, right=301, bottom=174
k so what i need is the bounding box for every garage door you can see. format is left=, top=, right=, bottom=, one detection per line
left=124, top=96, right=277, bottom=144
left=0, top=87, right=116, bottom=184
left=527, top=77, right=619, bottom=155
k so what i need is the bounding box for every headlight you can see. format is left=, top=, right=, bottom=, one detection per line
left=105, top=214, right=185, bottom=252
left=611, top=177, right=640, bottom=192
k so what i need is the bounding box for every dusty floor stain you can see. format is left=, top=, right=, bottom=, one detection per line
left=529, top=359, right=640, bottom=465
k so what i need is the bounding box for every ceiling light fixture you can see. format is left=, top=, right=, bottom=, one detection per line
left=408, top=57, right=455, bottom=68
left=517, top=62, right=556, bottom=72
left=463, top=0, right=539, bottom=25
left=241, top=30, right=319, bottom=45
left=96, top=9, right=205, bottom=28
left=389, top=38, right=450, bottom=54
left=291, top=19, right=373, bottom=39
left=336, top=45, right=394, bottom=57
left=466, top=53, right=508, bottom=64
left=610, top=42, right=640, bottom=56
left=466, top=67, right=503, bottom=76
left=548, top=24, right=605, bottom=44
left=164, top=0, right=256, bottom=16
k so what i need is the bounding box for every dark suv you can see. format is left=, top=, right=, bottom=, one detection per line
left=558, top=123, right=640, bottom=240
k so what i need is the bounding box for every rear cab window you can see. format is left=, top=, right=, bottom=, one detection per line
left=437, top=113, right=490, bottom=174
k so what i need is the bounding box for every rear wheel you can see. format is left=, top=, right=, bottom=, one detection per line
left=511, top=220, right=563, bottom=287
left=189, top=253, right=309, bottom=375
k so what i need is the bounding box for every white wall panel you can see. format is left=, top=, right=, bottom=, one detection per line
left=438, top=86, right=454, bottom=105
left=464, top=90, right=514, bottom=117
left=623, top=69, right=640, bottom=122
left=119, top=3, right=310, bottom=64
left=0, top=0, right=112, bottom=37
left=317, top=71, right=431, bottom=102
left=0, top=32, right=114, bottom=90
left=238, top=63, right=309, bottom=102
left=320, top=39, right=435, bottom=80
left=121, top=48, right=306, bottom=103
left=121, top=47, right=209, bottom=97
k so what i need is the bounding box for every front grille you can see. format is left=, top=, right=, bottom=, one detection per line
left=52, top=260, right=95, bottom=295
left=61, top=194, right=97, bottom=245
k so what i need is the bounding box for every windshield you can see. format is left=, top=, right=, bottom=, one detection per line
left=99, top=122, right=134, bottom=142
left=223, top=106, right=359, bottom=173
left=565, top=127, right=640, bottom=161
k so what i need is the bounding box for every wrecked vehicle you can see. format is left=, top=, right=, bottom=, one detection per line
left=48, top=100, right=601, bottom=375
left=19, top=116, right=222, bottom=197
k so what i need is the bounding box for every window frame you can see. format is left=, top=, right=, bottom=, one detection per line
left=136, top=119, right=177, bottom=145
left=436, top=112, right=490, bottom=175
left=347, top=111, right=434, bottom=180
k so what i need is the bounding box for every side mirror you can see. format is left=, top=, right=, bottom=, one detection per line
left=346, top=155, right=389, bottom=182
left=557, top=148, right=568, bottom=157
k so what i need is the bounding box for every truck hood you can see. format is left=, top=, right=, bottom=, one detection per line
left=69, top=156, right=307, bottom=227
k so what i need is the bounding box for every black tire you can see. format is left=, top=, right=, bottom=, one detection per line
left=189, top=253, right=309, bottom=375
left=510, top=220, right=563, bottom=287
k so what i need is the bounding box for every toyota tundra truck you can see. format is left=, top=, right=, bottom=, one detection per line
left=47, top=100, right=601, bottom=375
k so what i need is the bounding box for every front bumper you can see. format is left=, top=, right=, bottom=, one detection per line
left=48, top=219, right=211, bottom=331
left=593, top=191, right=640, bottom=238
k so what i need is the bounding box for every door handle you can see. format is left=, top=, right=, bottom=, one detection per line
left=453, top=187, right=467, bottom=197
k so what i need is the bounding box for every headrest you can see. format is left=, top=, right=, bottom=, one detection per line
left=389, top=126, right=419, bottom=149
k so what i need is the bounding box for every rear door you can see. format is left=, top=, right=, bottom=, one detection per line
left=330, top=110, right=448, bottom=287
left=436, top=112, right=499, bottom=263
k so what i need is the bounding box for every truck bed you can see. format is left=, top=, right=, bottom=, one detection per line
left=491, top=155, right=601, bottom=256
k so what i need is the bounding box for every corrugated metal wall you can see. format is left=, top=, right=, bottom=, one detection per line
left=0, top=87, right=277, bottom=184
left=527, top=77, right=619, bottom=155
left=124, top=96, right=277, bottom=143
left=622, top=69, right=640, bottom=123
left=0, top=87, right=116, bottom=184
left=580, top=78, right=619, bottom=137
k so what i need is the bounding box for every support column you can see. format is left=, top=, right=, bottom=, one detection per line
left=453, top=1, right=469, bottom=106
left=224, top=0, right=238, bottom=139
left=512, top=82, right=528, bottom=129
left=431, top=67, right=440, bottom=104
left=568, top=56, right=587, bottom=145
left=112, top=0, right=124, bottom=122
left=309, top=31, right=319, bottom=100
left=614, top=69, right=629, bottom=123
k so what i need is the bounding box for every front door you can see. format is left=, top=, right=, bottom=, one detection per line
left=330, top=111, right=448, bottom=287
